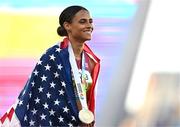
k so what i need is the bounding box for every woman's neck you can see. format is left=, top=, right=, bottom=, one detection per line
left=69, top=37, right=85, bottom=60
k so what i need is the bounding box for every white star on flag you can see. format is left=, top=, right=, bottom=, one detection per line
left=31, top=81, right=35, bottom=87
left=24, top=115, right=27, bottom=121
left=40, top=113, right=46, bottom=120
left=50, top=82, right=56, bottom=88
left=41, top=75, right=47, bottom=81
left=43, top=102, right=49, bottom=109
left=27, top=104, right=29, bottom=110
left=63, top=106, right=69, bottom=113
left=59, top=89, right=65, bottom=96
left=71, top=116, right=76, bottom=121
left=49, top=54, right=56, bottom=61
left=44, top=64, right=51, bottom=71
left=31, top=108, right=37, bottom=115
left=57, top=64, right=63, bottom=70
left=37, top=60, right=42, bottom=65
left=33, top=70, right=39, bottom=76
left=38, top=86, right=44, bottom=93
left=68, top=123, right=73, bottom=127
left=29, top=120, right=35, bottom=126
left=49, top=109, right=55, bottom=116
left=29, top=92, right=32, bottom=98
left=49, top=121, right=52, bottom=126
left=61, top=81, right=66, bottom=87
left=46, top=92, right=51, bottom=98
left=56, top=47, right=61, bottom=52
left=54, top=99, right=60, bottom=105
left=18, top=100, right=23, bottom=106
left=58, top=116, right=64, bottom=123
left=54, top=72, right=60, bottom=78
left=34, top=97, right=40, bottom=104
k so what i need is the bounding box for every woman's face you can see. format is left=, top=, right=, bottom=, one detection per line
left=65, top=10, right=93, bottom=43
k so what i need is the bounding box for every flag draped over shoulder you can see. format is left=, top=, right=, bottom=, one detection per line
left=0, top=38, right=100, bottom=127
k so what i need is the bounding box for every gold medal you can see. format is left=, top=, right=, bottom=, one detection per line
left=79, top=109, right=94, bottom=124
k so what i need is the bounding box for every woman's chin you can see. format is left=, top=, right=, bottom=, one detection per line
left=85, top=36, right=92, bottom=41
left=79, top=35, right=92, bottom=42
left=86, top=38, right=91, bottom=41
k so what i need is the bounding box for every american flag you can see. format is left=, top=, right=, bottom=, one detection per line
left=0, top=38, right=100, bottom=126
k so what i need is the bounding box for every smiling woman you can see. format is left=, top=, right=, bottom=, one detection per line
left=65, top=10, right=93, bottom=44
left=0, top=5, right=100, bottom=127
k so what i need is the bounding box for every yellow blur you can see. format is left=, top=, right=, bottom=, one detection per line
left=0, top=12, right=61, bottom=58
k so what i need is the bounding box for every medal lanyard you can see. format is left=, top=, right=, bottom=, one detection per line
left=68, top=42, right=88, bottom=110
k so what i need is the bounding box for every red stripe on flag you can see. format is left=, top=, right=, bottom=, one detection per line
left=0, top=112, right=7, bottom=124
left=7, top=107, right=15, bottom=121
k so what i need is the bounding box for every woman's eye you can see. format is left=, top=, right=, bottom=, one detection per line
left=89, top=19, right=93, bottom=23
left=79, top=19, right=93, bottom=24
left=79, top=19, right=86, bottom=23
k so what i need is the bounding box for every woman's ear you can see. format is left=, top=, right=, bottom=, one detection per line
left=63, top=22, right=71, bottom=32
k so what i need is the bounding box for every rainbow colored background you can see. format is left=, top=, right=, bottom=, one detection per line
left=0, top=0, right=139, bottom=117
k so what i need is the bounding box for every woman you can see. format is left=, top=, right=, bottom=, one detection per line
left=0, top=5, right=100, bottom=127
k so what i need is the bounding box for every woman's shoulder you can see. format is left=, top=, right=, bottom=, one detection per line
left=38, top=41, right=65, bottom=62
left=45, top=42, right=62, bottom=54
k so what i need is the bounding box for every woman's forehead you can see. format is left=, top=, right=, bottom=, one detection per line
left=73, top=10, right=91, bottom=19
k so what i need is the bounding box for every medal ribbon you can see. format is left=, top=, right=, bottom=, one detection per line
left=68, top=42, right=88, bottom=110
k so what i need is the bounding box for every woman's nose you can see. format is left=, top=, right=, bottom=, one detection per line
left=86, top=22, right=93, bottom=29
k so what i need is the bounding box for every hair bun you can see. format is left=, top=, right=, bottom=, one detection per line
left=57, top=26, right=68, bottom=36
